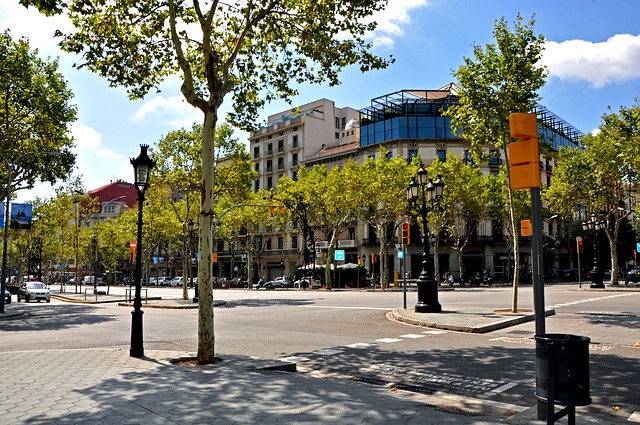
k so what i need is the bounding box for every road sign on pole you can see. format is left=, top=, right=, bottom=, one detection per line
left=335, top=250, right=345, bottom=261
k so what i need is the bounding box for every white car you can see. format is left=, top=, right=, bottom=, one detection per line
left=168, top=276, right=183, bottom=287
left=17, top=281, right=51, bottom=303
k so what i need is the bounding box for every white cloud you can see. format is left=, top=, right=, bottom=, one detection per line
left=0, top=2, right=73, bottom=57
left=71, top=124, right=101, bottom=150
left=541, top=34, right=640, bottom=88
left=133, top=95, right=201, bottom=126
left=367, top=0, right=431, bottom=49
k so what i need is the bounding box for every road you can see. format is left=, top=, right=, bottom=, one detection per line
left=1, top=284, right=639, bottom=423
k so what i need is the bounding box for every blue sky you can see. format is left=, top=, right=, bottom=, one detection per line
left=2, top=0, right=640, bottom=202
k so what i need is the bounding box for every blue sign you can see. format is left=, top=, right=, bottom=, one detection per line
left=397, top=251, right=404, bottom=259
left=334, top=250, right=345, bottom=261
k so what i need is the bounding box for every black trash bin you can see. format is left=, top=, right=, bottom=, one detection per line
left=535, top=333, right=591, bottom=407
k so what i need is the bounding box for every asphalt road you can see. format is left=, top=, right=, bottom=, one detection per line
left=2, top=284, right=639, bottom=423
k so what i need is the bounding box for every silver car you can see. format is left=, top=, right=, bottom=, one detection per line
left=17, top=281, right=51, bottom=303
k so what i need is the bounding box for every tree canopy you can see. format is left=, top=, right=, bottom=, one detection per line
left=0, top=29, right=76, bottom=196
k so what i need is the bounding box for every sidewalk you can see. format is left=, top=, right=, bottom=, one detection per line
left=0, top=347, right=617, bottom=425
left=2, top=285, right=636, bottom=424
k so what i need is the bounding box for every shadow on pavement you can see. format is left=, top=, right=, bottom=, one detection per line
left=0, top=303, right=117, bottom=332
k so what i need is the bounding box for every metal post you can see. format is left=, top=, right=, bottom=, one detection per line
left=130, top=190, right=145, bottom=357
left=0, top=166, right=12, bottom=314
left=531, top=187, right=547, bottom=420
left=415, top=188, right=441, bottom=313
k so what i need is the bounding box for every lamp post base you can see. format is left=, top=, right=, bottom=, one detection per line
left=590, top=270, right=604, bottom=289
left=415, top=277, right=442, bottom=313
left=130, top=309, right=144, bottom=358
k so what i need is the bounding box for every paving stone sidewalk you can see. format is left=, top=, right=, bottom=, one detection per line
left=0, top=348, right=618, bottom=425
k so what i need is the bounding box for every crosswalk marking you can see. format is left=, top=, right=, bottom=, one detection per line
left=375, top=338, right=403, bottom=343
left=399, top=334, right=426, bottom=339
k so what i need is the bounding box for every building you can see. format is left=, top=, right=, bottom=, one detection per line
left=245, top=85, right=583, bottom=285
left=87, top=179, right=136, bottom=225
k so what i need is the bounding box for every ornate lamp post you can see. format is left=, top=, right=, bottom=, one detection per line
left=407, top=167, right=444, bottom=313
left=129, top=144, right=156, bottom=358
left=582, top=213, right=605, bottom=289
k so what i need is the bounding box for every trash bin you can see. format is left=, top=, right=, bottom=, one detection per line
left=535, top=333, right=591, bottom=406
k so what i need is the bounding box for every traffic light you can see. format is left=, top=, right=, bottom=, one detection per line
left=370, top=253, right=377, bottom=264
left=401, top=222, right=410, bottom=245
left=577, top=240, right=584, bottom=253
left=520, top=219, right=532, bottom=237
left=508, top=113, right=540, bottom=190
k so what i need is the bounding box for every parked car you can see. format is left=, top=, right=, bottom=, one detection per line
left=625, top=269, right=640, bottom=284
left=168, top=276, right=183, bottom=287
left=561, top=268, right=578, bottom=282
left=3, top=287, right=10, bottom=304
left=264, top=276, right=294, bottom=288
left=149, top=277, right=168, bottom=286
left=17, top=281, right=51, bottom=303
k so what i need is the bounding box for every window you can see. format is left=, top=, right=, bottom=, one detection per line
left=291, top=235, right=298, bottom=249
left=436, top=149, right=446, bottom=162
left=267, top=143, right=273, bottom=155
left=292, top=153, right=298, bottom=166
left=386, top=151, right=392, bottom=160
left=266, top=160, right=272, bottom=172
left=277, top=157, right=284, bottom=170
left=489, top=150, right=500, bottom=166
left=278, top=237, right=284, bottom=250
left=408, top=149, right=418, bottom=161
left=348, top=227, right=356, bottom=240
left=266, top=238, right=272, bottom=250
left=335, top=117, right=340, bottom=129
left=292, top=134, right=299, bottom=148
left=335, top=132, right=340, bottom=139
left=253, top=146, right=260, bottom=158
left=342, top=117, right=346, bottom=129
left=464, top=150, right=474, bottom=165
left=103, top=204, right=116, bottom=214
left=292, top=170, right=298, bottom=181
left=254, top=180, right=260, bottom=191
left=254, top=163, right=259, bottom=172
left=267, top=176, right=272, bottom=189
left=277, top=139, right=284, bottom=152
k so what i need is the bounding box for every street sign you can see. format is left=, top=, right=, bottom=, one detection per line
left=397, top=251, right=404, bottom=259
left=335, top=250, right=345, bottom=261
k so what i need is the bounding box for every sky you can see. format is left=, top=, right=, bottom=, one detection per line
left=2, top=0, right=640, bottom=202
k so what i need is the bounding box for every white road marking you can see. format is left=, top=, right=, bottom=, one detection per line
left=301, top=305, right=392, bottom=310
left=486, top=382, right=518, bottom=394
left=344, top=342, right=376, bottom=349
left=312, top=348, right=344, bottom=355
left=423, top=330, right=447, bottom=335
left=375, top=338, right=403, bottom=343
left=399, top=334, right=426, bottom=339
left=628, top=411, right=640, bottom=422
left=279, top=356, right=310, bottom=363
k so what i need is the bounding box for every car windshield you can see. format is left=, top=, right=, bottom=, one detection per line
left=27, top=282, right=46, bottom=289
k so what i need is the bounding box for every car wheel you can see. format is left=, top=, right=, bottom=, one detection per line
left=25, top=295, right=29, bottom=303
left=16, top=294, right=20, bottom=302
left=46, top=299, right=50, bottom=303
left=280, top=283, right=284, bottom=288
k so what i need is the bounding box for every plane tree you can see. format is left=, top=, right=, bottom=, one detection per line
left=446, top=15, right=546, bottom=311
left=0, top=29, right=75, bottom=201
left=357, top=148, right=414, bottom=288
left=546, top=101, right=640, bottom=285
left=25, top=0, right=391, bottom=363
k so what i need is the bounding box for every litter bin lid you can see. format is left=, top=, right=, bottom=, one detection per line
left=535, top=334, right=590, bottom=342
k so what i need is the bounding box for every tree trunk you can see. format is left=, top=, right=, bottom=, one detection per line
left=197, top=110, right=216, bottom=364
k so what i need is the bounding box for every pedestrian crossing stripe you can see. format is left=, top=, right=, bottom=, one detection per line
left=375, top=338, right=403, bottom=343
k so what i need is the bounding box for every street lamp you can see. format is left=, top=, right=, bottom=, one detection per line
left=407, top=167, right=444, bottom=313
left=1, top=151, right=61, bottom=314
left=582, top=213, right=605, bottom=289
left=129, top=144, right=156, bottom=357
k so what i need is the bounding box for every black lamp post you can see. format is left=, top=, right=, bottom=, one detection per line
left=129, top=144, right=156, bottom=358
left=582, top=213, right=605, bottom=288
left=187, top=219, right=198, bottom=303
left=407, top=167, right=444, bottom=313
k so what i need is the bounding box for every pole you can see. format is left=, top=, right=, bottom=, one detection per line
left=0, top=165, right=12, bottom=314
left=130, top=189, right=145, bottom=358
left=531, top=187, right=547, bottom=421
left=402, top=245, right=407, bottom=310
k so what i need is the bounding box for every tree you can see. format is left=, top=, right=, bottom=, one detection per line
left=546, top=101, right=640, bottom=285
left=357, top=147, right=413, bottom=288
left=446, top=15, right=546, bottom=312
left=35, top=0, right=391, bottom=363
left=0, top=30, right=75, bottom=196
left=429, top=154, right=490, bottom=283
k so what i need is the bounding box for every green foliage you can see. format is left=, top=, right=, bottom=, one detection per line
left=0, top=30, right=76, bottom=194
